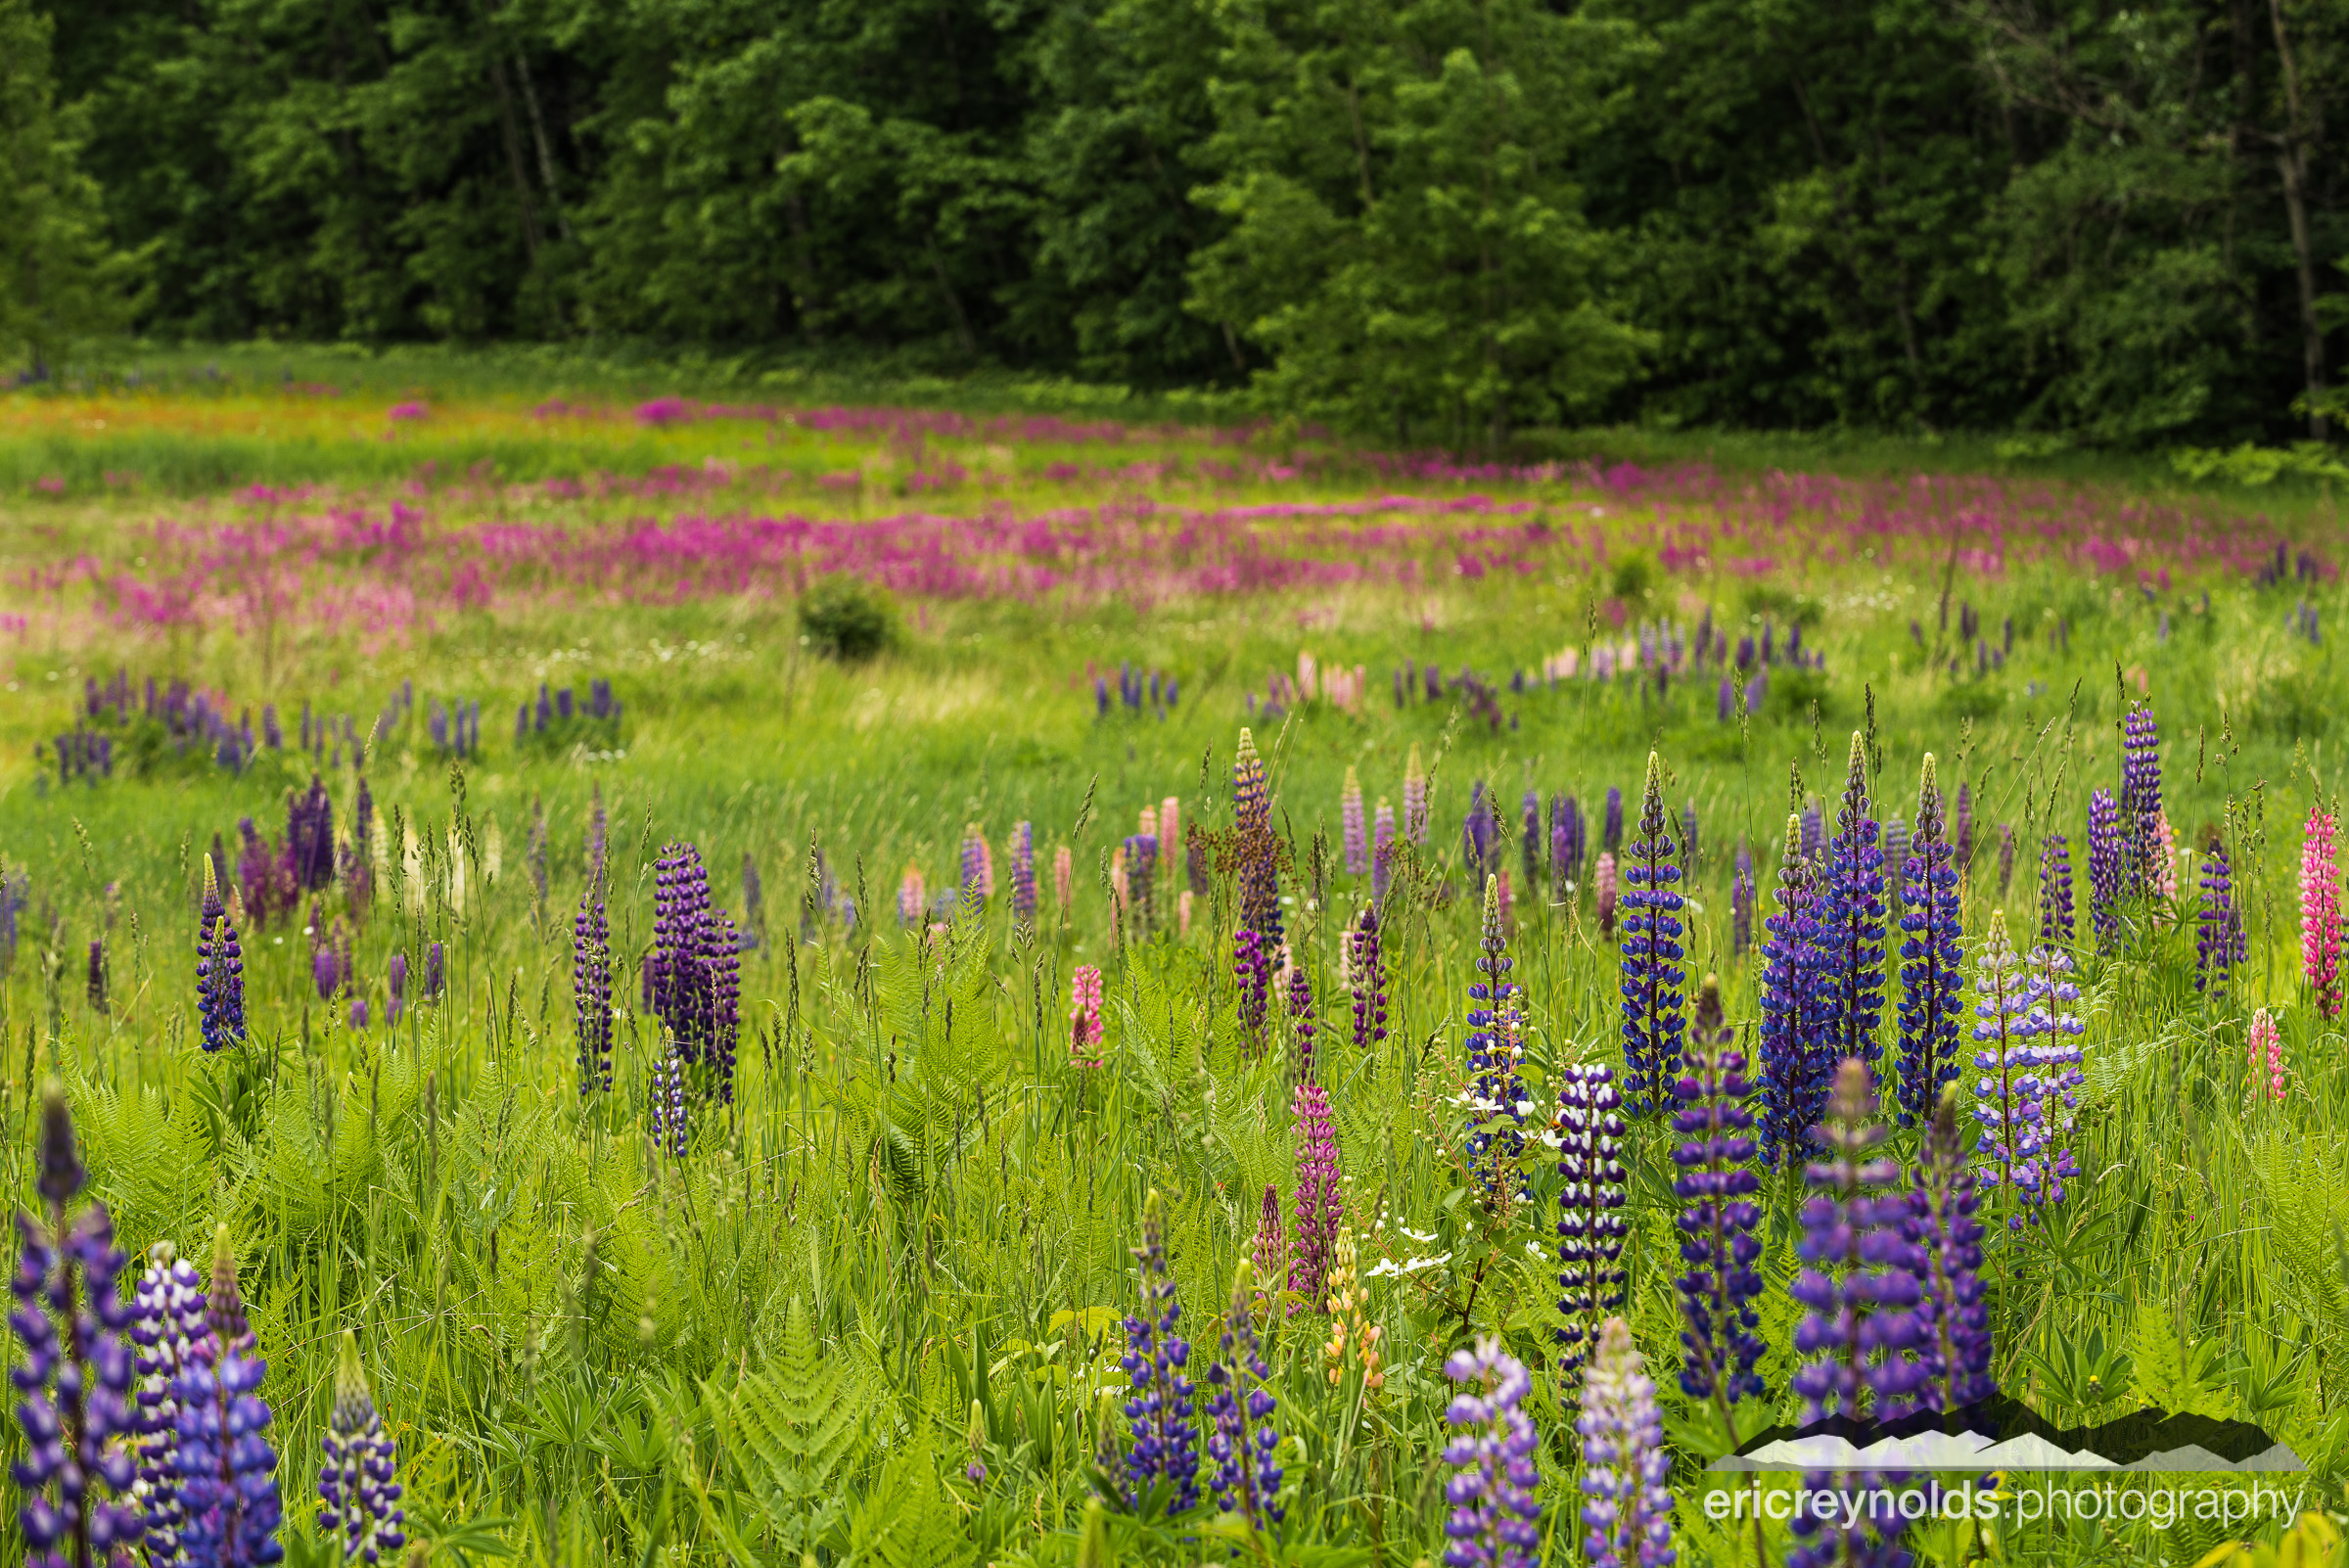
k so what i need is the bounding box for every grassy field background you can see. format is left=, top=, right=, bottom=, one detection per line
left=0, top=355, right=2344, bottom=1567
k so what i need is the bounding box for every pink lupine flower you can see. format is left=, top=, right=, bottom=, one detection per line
left=2302, top=808, right=2341, bottom=1018
left=1070, top=965, right=1106, bottom=1067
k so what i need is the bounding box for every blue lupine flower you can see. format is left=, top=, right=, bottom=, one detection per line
left=1203, top=1263, right=1282, bottom=1530
left=1441, top=1338, right=1542, bottom=1568
left=1908, top=1087, right=1995, bottom=1412
left=1619, top=752, right=1687, bottom=1115
left=1118, top=1191, right=1199, bottom=1513
left=1670, top=990, right=1766, bottom=1411
left=1757, top=816, right=1832, bottom=1168
left=1817, top=734, right=1888, bottom=1083
left=1895, top=756, right=1964, bottom=1126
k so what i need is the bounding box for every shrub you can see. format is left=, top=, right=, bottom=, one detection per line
left=799, top=576, right=897, bottom=662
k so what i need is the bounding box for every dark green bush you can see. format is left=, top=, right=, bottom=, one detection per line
left=798, top=576, right=897, bottom=662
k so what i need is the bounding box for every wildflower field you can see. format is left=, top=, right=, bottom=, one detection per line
left=1, top=358, right=2347, bottom=1568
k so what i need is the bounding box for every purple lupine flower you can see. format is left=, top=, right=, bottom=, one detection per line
left=86, top=940, right=106, bottom=1014
left=1718, top=675, right=1734, bottom=722
left=1440, top=1338, right=1543, bottom=1568
left=128, top=1241, right=208, bottom=1564
left=1786, top=1061, right=1923, bottom=1568
left=422, top=942, right=444, bottom=1003
left=1953, top=781, right=1974, bottom=871
left=386, top=953, right=407, bottom=1027
left=1118, top=1191, right=1199, bottom=1513
left=2039, top=833, right=2075, bottom=948
left=197, top=855, right=247, bottom=1053
left=2196, top=837, right=2246, bottom=995
left=1464, top=879, right=1528, bottom=1204
left=2120, top=703, right=2163, bottom=899
left=1758, top=815, right=1831, bottom=1169
left=1578, top=1318, right=1673, bottom=1568
left=1602, top=786, right=1624, bottom=853
left=1520, top=788, right=1543, bottom=892
left=172, top=1230, right=280, bottom=1568
left=1997, top=822, right=2016, bottom=895
left=1730, top=842, right=1755, bottom=956
left=348, top=994, right=368, bottom=1030
left=1462, top=781, right=1497, bottom=892
left=1671, top=981, right=1766, bottom=1411
left=1289, top=1056, right=1341, bottom=1311
left=1204, top=1262, right=1283, bottom=1530
left=1371, top=802, right=1397, bottom=905
left=1908, top=1087, right=1995, bottom=1412
left=1286, top=961, right=1315, bottom=1081
left=1881, top=817, right=1910, bottom=879
left=1234, top=730, right=1282, bottom=945
left=1971, top=914, right=2084, bottom=1228
left=1619, top=752, right=1687, bottom=1115
left=2087, top=788, right=2122, bottom=948
left=1800, top=799, right=1823, bottom=863
left=1234, top=928, right=1270, bottom=1054
left=287, top=774, right=336, bottom=892
left=572, top=898, right=610, bottom=1089
left=1122, top=834, right=1159, bottom=936
left=312, top=942, right=344, bottom=1001
left=1552, top=794, right=1584, bottom=889
left=959, top=825, right=990, bottom=908
left=708, top=909, right=740, bottom=1101
left=1818, top=734, right=1889, bottom=1083
left=13, top=1086, right=145, bottom=1568
left=1010, top=821, right=1036, bottom=924
left=1896, top=756, right=1964, bottom=1128
left=1342, top=769, right=1367, bottom=878
left=650, top=1038, right=687, bottom=1158
left=1555, top=1063, right=1629, bottom=1383
left=317, top=1332, right=405, bottom=1565
left=1350, top=903, right=1388, bottom=1053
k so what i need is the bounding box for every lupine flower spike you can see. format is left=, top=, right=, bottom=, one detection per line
left=1972, top=913, right=2083, bottom=1228
left=1404, top=745, right=1429, bottom=846
left=1118, top=1191, right=1199, bottom=1513
left=197, top=855, right=247, bottom=1052
left=1249, top=1185, right=1286, bottom=1313
left=13, top=1085, right=145, bottom=1568
left=1010, top=822, right=1036, bottom=924
left=1578, top=1318, right=1673, bottom=1568
left=128, top=1240, right=208, bottom=1563
left=2248, top=1008, right=2285, bottom=1104
left=1203, top=1263, right=1283, bottom=1531
left=1463, top=878, right=1528, bottom=1206
left=1619, top=752, right=1687, bottom=1114
left=1758, top=815, right=1831, bottom=1168
left=1908, top=1085, right=1995, bottom=1412
left=1895, top=755, right=1964, bottom=1126
left=2197, top=838, right=2246, bottom=995
left=2038, top=833, right=2075, bottom=949
left=1786, top=1061, right=1921, bottom=1568
left=175, top=1225, right=283, bottom=1568
left=2302, top=807, right=2342, bottom=1018
left=1371, top=801, right=1398, bottom=905
left=1289, top=1038, right=1341, bottom=1312
left=1349, top=903, right=1389, bottom=1054
left=1671, top=997, right=1766, bottom=1424
left=1069, top=966, right=1105, bottom=1069
left=1341, top=768, right=1367, bottom=877
left=574, top=884, right=612, bottom=1093
left=1441, top=1338, right=1543, bottom=1568
left=2120, top=704, right=2163, bottom=899
left=317, top=1332, right=405, bottom=1564
left=2087, top=789, right=2123, bottom=949
left=1555, top=1063, right=1629, bottom=1384
left=1819, top=733, right=1889, bottom=1085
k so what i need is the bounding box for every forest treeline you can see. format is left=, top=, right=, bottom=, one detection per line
left=2, top=0, right=2344, bottom=447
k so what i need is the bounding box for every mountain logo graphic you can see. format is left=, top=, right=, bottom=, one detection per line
left=1706, top=1401, right=2303, bottom=1473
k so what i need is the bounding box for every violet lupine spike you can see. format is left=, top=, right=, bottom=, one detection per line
left=1997, top=822, right=2015, bottom=896
left=1010, top=821, right=1036, bottom=924
left=1233, top=729, right=1283, bottom=946
left=1758, top=815, right=1832, bottom=1169
left=1440, top=1337, right=1543, bottom=1568
left=2120, top=703, right=2163, bottom=899
left=1119, top=1191, right=1200, bottom=1513
left=171, top=1232, right=282, bottom=1568
left=1670, top=1000, right=1766, bottom=1411
left=1895, top=755, right=1964, bottom=1128
left=2302, top=807, right=2342, bottom=1019
left=287, top=774, right=335, bottom=892
left=386, top=951, right=407, bottom=1026
left=1881, top=817, right=1909, bottom=880
left=1349, top=903, right=1389, bottom=1054
left=197, top=855, right=247, bottom=1053
left=1123, top=833, right=1159, bottom=936
left=574, top=889, right=612, bottom=1093
left=1818, top=733, right=1889, bottom=1085
left=2196, top=838, right=2246, bottom=996
left=1342, top=768, right=1367, bottom=877
left=317, top=1332, right=405, bottom=1565
left=1800, top=799, right=1823, bottom=863
left=422, top=942, right=443, bottom=1004
left=1521, top=787, right=1543, bottom=892
left=1404, top=744, right=1430, bottom=846
left=13, top=1086, right=145, bottom=1568
left=959, top=825, right=990, bottom=907
left=86, top=940, right=106, bottom=1015
left=1463, top=878, right=1528, bottom=1205
left=1371, top=802, right=1397, bottom=906
left=1952, top=781, right=1974, bottom=872
left=2038, top=832, right=2076, bottom=949
left=129, top=1240, right=208, bottom=1565
left=1602, top=786, right=1624, bottom=853
left=650, top=1038, right=688, bottom=1158
left=1785, top=1061, right=1923, bottom=1568
left=1289, top=1065, right=1341, bottom=1313
left=1577, top=1318, right=1673, bottom=1568
left=1286, top=961, right=1315, bottom=1083
left=1971, top=914, right=2084, bottom=1228
left=1462, top=781, right=1497, bottom=892
left=1204, top=1262, right=1283, bottom=1530
left=1552, top=794, right=1584, bottom=889
left=1908, top=1086, right=1995, bottom=1413
left=1233, top=928, right=1270, bottom=1055
left=1555, top=1063, right=1629, bottom=1383
left=2087, top=788, right=2123, bottom=950
left=707, top=908, right=740, bottom=1101
left=651, top=842, right=716, bottom=1064
left=1619, top=752, right=1687, bottom=1115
